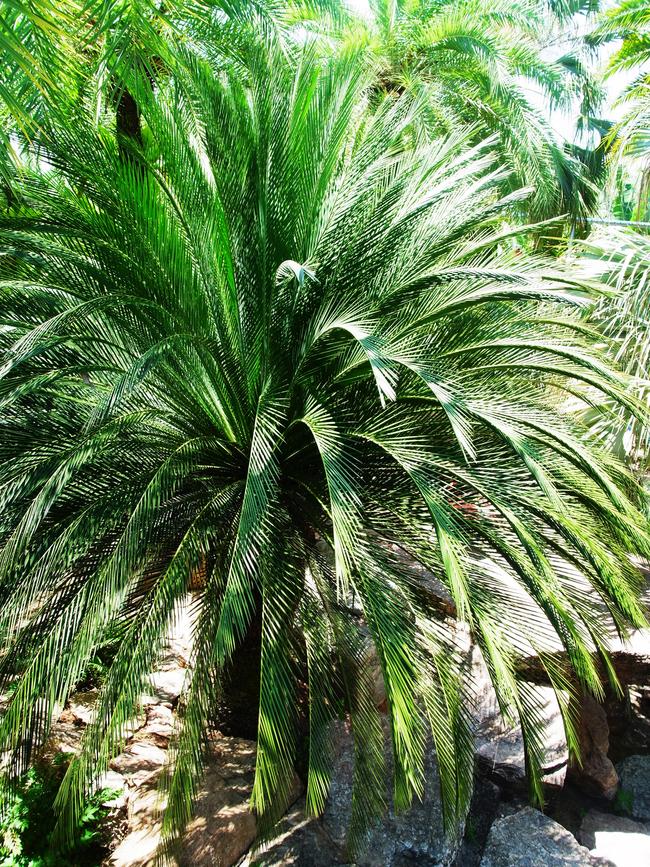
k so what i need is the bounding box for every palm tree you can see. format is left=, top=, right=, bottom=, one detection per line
left=337, top=0, right=605, bottom=226
left=589, top=0, right=650, bottom=215
left=579, top=228, right=650, bottom=469
left=0, top=0, right=283, bottom=177
left=0, top=24, right=647, bottom=859
left=0, top=1, right=605, bottom=222
left=578, top=1, right=650, bottom=462
left=592, top=0, right=650, bottom=72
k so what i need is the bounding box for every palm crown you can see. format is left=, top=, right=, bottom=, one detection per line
left=590, top=0, right=650, bottom=169
left=581, top=228, right=650, bottom=467
left=0, top=28, right=648, bottom=856
left=341, top=0, right=604, bottom=224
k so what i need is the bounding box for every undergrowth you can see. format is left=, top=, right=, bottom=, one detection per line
left=0, top=754, right=119, bottom=867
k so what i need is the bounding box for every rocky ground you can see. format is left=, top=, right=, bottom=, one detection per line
left=41, top=597, right=650, bottom=867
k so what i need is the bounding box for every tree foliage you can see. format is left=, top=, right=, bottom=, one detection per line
left=337, top=0, right=605, bottom=225
left=590, top=0, right=650, bottom=183
left=580, top=228, right=650, bottom=467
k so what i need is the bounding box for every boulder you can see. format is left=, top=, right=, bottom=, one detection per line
left=128, top=772, right=168, bottom=828
left=453, top=779, right=502, bottom=867
left=360, top=633, right=386, bottom=709
left=178, top=735, right=257, bottom=866
left=67, top=689, right=98, bottom=725
left=96, top=769, right=127, bottom=791
left=110, top=826, right=177, bottom=867
left=134, top=704, right=174, bottom=746
left=467, top=643, right=500, bottom=724
left=579, top=809, right=650, bottom=867
left=475, top=688, right=568, bottom=789
left=245, top=719, right=460, bottom=867
left=109, top=742, right=168, bottom=776
left=46, top=713, right=84, bottom=756
left=514, top=627, right=650, bottom=689
left=109, top=768, right=167, bottom=866
left=616, top=755, right=650, bottom=821
left=468, top=645, right=569, bottom=790
left=245, top=803, right=347, bottom=866
left=95, top=769, right=128, bottom=808
left=610, top=685, right=650, bottom=756
left=128, top=767, right=163, bottom=790
left=480, top=808, right=614, bottom=867
left=110, top=732, right=304, bottom=867
left=180, top=798, right=257, bottom=867
left=567, top=695, right=618, bottom=800
left=160, top=595, right=199, bottom=668
left=145, top=668, right=186, bottom=705
left=179, top=734, right=301, bottom=867
left=321, top=720, right=460, bottom=866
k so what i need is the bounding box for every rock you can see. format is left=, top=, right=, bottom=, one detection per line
left=134, top=704, right=174, bottom=746
left=110, top=742, right=168, bottom=776
left=109, top=759, right=169, bottom=865
left=321, top=720, right=460, bottom=866
left=514, top=626, right=650, bottom=689
left=385, top=540, right=456, bottom=619
left=480, top=808, right=613, bottom=866
left=568, top=695, right=618, bottom=800
left=128, top=773, right=168, bottom=828
left=616, top=755, right=650, bottom=821
left=454, top=780, right=502, bottom=867
left=52, top=695, right=143, bottom=759
left=180, top=799, right=257, bottom=867
left=579, top=809, right=650, bottom=867
left=102, top=789, right=128, bottom=810
left=0, top=688, right=14, bottom=714
left=244, top=803, right=347, bottom=866
left=146, top=668, right=186, bottom=704
left=361, top=634, right=386, bottom=709
left=475, top=687, right=568, bottom=788
left=96, top=769, right=127, bottom=790
left=67, top=689, right=98, bottom=725
left=46, top=716, right=84, bottom=756
left=110, top=826, right=177, bottom=867
left=469, top=647, right=568, bottom=789
left=468, top=644, right=500, bottom=724
left=610, top=686, right=650, bottom=756
left=128, top=767, right=164, bottom=790
left=95, top=769, right=128, bottom=808
left=146, top=703, right=174, bottom=732
left=161, top=595, right=199, bottom=668
left=178, top=734, right=301, bottom=867
left=249, top=719, right=460, bottom=867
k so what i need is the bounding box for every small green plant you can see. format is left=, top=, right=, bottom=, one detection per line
left=464, top=817, right=478, bottom=844
left=613, top=787, right=634, bottom=816
left=75, top=630, right=124, bottom=692
left=0, top=755, right=119, bottom=867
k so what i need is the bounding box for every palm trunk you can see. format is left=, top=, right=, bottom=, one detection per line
left=116, top=87, right=143, bottom=158
left=213, top=601, right=263, bottom=740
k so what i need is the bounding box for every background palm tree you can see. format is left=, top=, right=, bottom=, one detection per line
left=0, top=0, right=281, bottom=181
left=0, top=2, right=649, bottom=860
left=579, top=228, right=650, bottom=469
left=334, top=0, right=606, bottom=227
left=589, top=0, right=650, bottom=216
left=0, top=1, right=606, bottom=227
left=577, top=1, right=650, bottom=467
